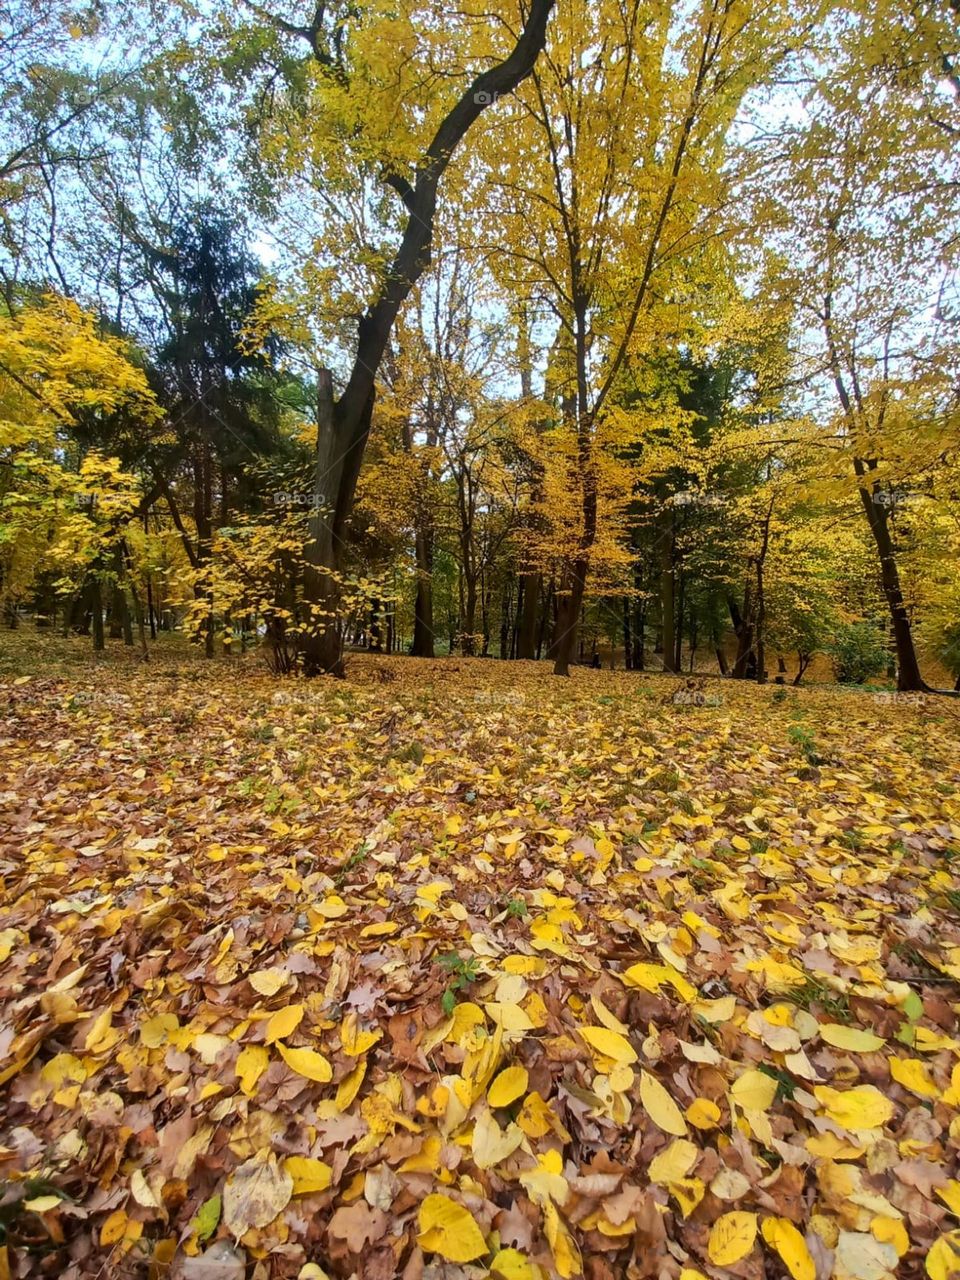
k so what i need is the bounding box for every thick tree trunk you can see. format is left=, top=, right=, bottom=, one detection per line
left=623, top=598, right=632, bottom=670
left=553, top=560, right=588, bottom=676
left=731, top=587, right=756, bottom=679
left=856, top=478, right=927, bottom=692
left=302, top=370, right=363, bottom=678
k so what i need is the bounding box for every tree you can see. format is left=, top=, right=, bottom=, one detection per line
left=0, top=294, right=160, bottom=636
left=480, top=0, right=804, bottom=674
left=219, top=0, right=555, bottom=673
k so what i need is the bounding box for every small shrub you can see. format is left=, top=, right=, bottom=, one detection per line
left=828, top=622, right=887, bottom=684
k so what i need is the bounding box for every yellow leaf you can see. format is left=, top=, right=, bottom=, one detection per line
left=100, top=1208, right=128, bottom=1246
left=417, top=1193, right=488, bottom=1263
left=284, top=1156, right=333, bottom=1195
left=489, top=1065, right=529, bottom=1108
left=730, top=1070, right=777, bottom=1111
left=491, top=1247, right=541, bottom=1279
left=359, top=921, right=398, bottom=938
left=580, top=1025, right=637, bottom=1064
left=761, top=1216, right=815, bottom=1280
left=340, top=1011, right=382, bottom=1055
left=620, top=962, right=671, bottom=993
left=813, top=1084, right=894, bottom=1130
left=649, top=1139, right=699, bottom=1185
left=265, top=1004, right=304, bottom=1044
left=130, top=1169, right=161, bottom=1209
left=277, top=1043, right=333, bottom=1083
left=23, top=1196, right=62, bottom=1213
left=140, top=1014, right=180, bottom=1049
left=686, top=1098, right=721, bottom=1129
left=400, top=1135, right=442, bottom=1173
left=519, top=1148, right=568, bottom=1207
left=708, top=1212, right=758, bottom=1266
left=669, top=1177, right=706, bottom=1219
left=235, top=1045, right=270, bottom=1097
left=927, top=1230, right=960, bottom=1280
left=819, top=1024, right=885, bottom=1052
left=249, top=968, right=288, bottom=997
left=472, top=1109, right=524, bottom=1170
left=590, top=995, right=628, bottom=1034
left=890, top=1057, right=940, bottom=1100
left=640, top=1070, right=688, bottom=1136
left=40, top=1053, right=86, bottom=1087
left=336, top=1057, right=367, bottom=1110
left=871, top=1216, right=909, bottom=1258
left=937, top=1182, right=960, bottom=1219
left=223, top=1151, right=293, bottom=1234
left=84, top=1009, right=117, bottom=1054
left=543, top=1199, right=580, bottom=1278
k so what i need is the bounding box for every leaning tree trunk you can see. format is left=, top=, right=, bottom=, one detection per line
left=296, top=0, right=555, bottom=675
left=856, top=473, right=927, bottom=692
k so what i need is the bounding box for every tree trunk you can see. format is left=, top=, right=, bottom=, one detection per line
left=301, top=370, right=367, bottom=677
left=91, top=578, right=104, bottom=652
left=538, top=579, right=553, bottom=659
left=633, top=606, right=645, bottom=670
left=731, top=587, right=756, bottom=679
left=553, top=560, right=588, bottom=676
left=517, top=571, right=540, bottom=659
left=660, top=510, right=677, bottom=673
left=856, top=477, right=927, bottom=691
left=411, top=524, right=435, bottom=657
left=462, top=575, right=478, bottom=655
left=623, top=598, right=632, bottom=670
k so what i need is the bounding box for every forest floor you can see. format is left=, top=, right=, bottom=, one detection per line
left=2, top=633, right=960, bottom=1280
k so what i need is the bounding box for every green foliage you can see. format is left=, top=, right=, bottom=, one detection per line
left=438, top=951, right=480, bottom=1014
left=828, top=622, right=888, bottom=685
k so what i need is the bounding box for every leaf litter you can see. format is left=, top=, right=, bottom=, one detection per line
left=1, top=651, right=960, bottom=1279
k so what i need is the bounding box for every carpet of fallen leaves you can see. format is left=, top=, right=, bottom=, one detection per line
left=3, top=641, right=960, bottom=1280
